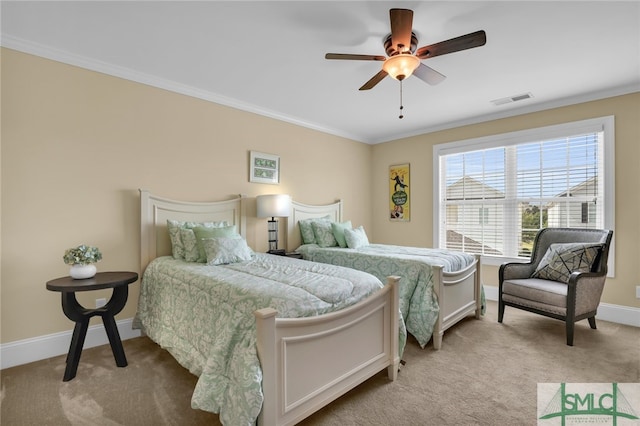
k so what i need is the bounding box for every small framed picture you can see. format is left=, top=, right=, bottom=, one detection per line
left=249, top=151, right=280, bottom=184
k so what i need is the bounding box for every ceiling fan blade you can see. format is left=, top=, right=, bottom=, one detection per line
left=390, top=8, right=413, bottom=53
left=413, top=63, right=446, bottom=85
left=359, top=70, right=388, bottom=91
left=325, top=53, right=386, bottom=61
left=416, top=30, right=486, bottom=59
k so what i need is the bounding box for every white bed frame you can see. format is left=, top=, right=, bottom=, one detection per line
left=139, top=190, right=400, bottom=426
left=286, top=199, right=482, bottom=350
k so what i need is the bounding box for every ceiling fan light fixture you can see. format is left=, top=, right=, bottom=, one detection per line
left=382, top=54, right=420, bottom=81
left=324, top=8, right=486, bottom=92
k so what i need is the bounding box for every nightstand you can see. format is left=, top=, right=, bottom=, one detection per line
left=267, top=250, right=303, bottom=259
left=46, top=271, right=138, bottom=381
left=284, top=252, right=304, bottom=259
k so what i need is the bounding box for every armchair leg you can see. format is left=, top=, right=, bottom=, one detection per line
left=566, top=321, right=575, bottom=346
left=588, top=316, right=597, bottom=330
left=498, top=300, right=505, bottom=323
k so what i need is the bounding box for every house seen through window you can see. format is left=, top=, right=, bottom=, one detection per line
left=434, top=116, right=614, bottom=263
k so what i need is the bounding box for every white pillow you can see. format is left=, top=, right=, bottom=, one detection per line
left=202, top=237, right=253, bottom=265
left=344, top=226, right=369, bottom=249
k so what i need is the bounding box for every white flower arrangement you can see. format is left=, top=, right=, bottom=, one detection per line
left=63, top=244, right=103, bottom=265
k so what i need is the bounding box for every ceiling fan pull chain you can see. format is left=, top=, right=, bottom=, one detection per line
left=399, top=80, right=404, bottom=119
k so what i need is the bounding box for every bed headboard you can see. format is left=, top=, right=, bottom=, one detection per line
left=286, top=199, right=343, bottom=251
left=140, top=189, right=246, bottom=273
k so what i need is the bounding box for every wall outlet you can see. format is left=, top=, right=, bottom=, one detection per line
left=636, top=286, right=640, bottom=299
left=96, top=298, right=107, bottom=308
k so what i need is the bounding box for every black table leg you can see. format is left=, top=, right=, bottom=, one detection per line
left=101, top=286, right=128, bottom=367
left=63, top=318, right=89, bottom=381
left=102, top=314, right=126, bottom=366
left=60, top=285, right=129, bottom=381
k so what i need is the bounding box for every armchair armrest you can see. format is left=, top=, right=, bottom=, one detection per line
left=568, top=270, right=608, bottom=316
left=499, top=261, right=536, bottom=282
left=567, top=269, right=607, bottom=285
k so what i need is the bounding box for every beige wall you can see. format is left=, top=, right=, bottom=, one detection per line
left=372, top=92, right=640, bottom=308
left=2, top=48, right=638, bottom=346
left=1, top=49, right=373, bottom=343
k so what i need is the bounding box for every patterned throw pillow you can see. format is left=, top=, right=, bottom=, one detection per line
left=344, top=226, right=370, bottom=249
left=531, top=243, right=602, bottom=283
left=192, top=225, right=239, bottom=263
left=298, top=216, right=331, bottom=245
left=331, top=221, right=352, bottom=248
left=167, top=220, right=227, bottom=260
left=180, top=227, right=235, bottom=263
left=202, top=237, right=253, bottom=265
left=180, top=228, right=201, bottom=262
left=311, top=220, right=338, bottom=248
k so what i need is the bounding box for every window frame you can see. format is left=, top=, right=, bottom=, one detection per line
left=433, top=116, right=615, bottom=275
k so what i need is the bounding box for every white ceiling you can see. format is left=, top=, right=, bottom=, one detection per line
left=2, top=1, right=639, bottom=144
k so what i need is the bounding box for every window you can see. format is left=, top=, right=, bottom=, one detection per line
left=433, top=116, right=615, bottom=268
left=479, top=207, right=489, bottom=225
left=446, top=205, right=458, bottom=224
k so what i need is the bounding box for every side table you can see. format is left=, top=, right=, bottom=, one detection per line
left=284, top=252, right=304, bottom=259
left=267, top=250, right=303, bottom=259
left=46, top=271, right=138, bottom=381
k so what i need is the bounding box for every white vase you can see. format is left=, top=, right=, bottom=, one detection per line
left=70, top=264, right=97, bottom=279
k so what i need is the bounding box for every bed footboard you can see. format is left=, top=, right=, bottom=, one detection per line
left=255, top=276, right=401, bottom=426
left=431, top=255, right=481, bottom=350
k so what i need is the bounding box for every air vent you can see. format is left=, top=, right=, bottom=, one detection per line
left=491, top=92, right=533, bottom=106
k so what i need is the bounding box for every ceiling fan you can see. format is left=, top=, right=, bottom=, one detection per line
left=325, top=8, right=487, bottom=91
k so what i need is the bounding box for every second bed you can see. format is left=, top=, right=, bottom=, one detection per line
left=287, top=199, right=483, bottom=349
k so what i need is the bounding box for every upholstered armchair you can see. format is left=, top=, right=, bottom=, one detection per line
left=498, top=228, right=613, bottom=346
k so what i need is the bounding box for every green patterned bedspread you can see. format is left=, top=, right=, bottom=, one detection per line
left=296, top=244, right=476, bottom=348
left=134, top=253, right=406, bottom=425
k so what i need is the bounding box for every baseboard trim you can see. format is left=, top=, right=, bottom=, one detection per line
left=483, top=285, right=640, bottom=327
left=596, top=302, right=640, bottom=327
left=1, top=318, right=141, bottom=370
left=484, top=285, right=499, bottom=302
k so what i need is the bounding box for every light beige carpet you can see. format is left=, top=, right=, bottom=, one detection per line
left=2, top=301, right=638, bottom=425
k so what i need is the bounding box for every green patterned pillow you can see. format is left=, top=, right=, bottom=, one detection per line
left=299, top=215, right=331, bottom=245
left=331, top=221, right=352, bottom=248
left=311, top=220, right=338, bottom=248
left=167, top=220, right=227, bottom=260
left=192, top=225, right=239, bottom=263
left=344, top=226, right=369, bottom=249
left=531, top=243, right=602, bottom=283
left=179, top=228, right=200, bottom=262
left=202, top=237, right=253, bottom=265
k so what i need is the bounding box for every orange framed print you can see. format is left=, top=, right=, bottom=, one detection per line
left=389, top=163, right=410, bottom=221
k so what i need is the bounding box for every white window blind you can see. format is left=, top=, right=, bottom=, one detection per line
left=433, top=116, right=614, bottom=264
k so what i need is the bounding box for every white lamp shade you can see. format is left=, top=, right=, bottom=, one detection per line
left=256, top=194, right=291, bottom=218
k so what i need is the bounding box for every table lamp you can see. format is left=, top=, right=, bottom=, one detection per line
left=256, top=194, right=291, bottom=254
